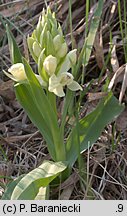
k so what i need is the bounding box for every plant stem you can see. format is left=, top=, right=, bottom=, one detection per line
left=48, top=92, right=66, bottom=161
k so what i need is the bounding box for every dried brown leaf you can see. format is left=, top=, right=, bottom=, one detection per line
left=111, top=36, right=119, bottom=73
left=94, top=31, right=104, bottom=70
left=87, top=92, right=108, bottom=102
left=108, top=64, right=125, bottom=90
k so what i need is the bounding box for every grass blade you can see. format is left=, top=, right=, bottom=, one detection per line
left=76, top=0, right=104, bottom=77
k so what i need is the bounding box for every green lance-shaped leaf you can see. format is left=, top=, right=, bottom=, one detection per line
left=10, top=160, right=67, bottom=200
left=15, top=83, right=56, bottom=159
left=1, top=175, right=25, bottom=200
left=6, top=24, right=22, bottom=64
left=66, top=92, right=124, bottom=166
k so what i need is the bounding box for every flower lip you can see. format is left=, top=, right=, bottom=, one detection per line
left=59, top=72, right=73, bottom=86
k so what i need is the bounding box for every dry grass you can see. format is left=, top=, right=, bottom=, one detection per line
left=0, top=0, right=127, bottom=200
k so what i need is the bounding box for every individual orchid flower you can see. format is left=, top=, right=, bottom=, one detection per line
left=4, top=63, right=27, bottom=82
left=48, top=72, right=83, bottom=97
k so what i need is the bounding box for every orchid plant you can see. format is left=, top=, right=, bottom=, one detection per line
left=2, top=2, right=124, bottom=200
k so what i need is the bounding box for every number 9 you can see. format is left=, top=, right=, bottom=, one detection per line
left=118, top=204, right=123, bottom=212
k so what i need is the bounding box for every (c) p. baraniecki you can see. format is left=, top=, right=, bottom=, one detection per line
left=4, top=7, right=82, bottom=97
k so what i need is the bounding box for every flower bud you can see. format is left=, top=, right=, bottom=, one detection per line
left=57, top=42, right=68, bottom=58
left=53, top=35, right=62, bottom=51
left=32, top=41, right=41, bottom=57
left=43, top=55, right=57, bottom=76
left=8, top=63, right=27, bottom=81
left=67, top=49, right=77, bottom=65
